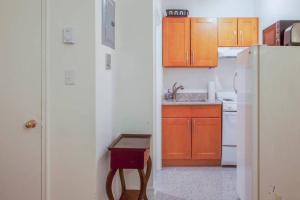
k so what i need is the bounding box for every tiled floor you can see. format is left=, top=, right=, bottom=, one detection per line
left=154, top=167, right=239, bottom=200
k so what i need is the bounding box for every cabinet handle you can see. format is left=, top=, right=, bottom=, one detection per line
left=233, top=31, right=237, bottom=44
left=186, top=51, right=189, bottom=65
left=192, top=120, right=195, bottom=134
left=240, top=31, right=243, bottom=46
left=192, top=50, right=195, bottom=65
left=242, top=31, right=244, bottom=45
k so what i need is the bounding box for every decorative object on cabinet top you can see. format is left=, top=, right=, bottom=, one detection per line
left=166, top=9, right=189, bottom=17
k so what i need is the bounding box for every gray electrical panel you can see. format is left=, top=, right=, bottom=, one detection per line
left=102, top=0, right=115, bottom=49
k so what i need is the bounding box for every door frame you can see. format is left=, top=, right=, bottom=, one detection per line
left=153, top=0, right=163, bottom=172
left=41, top=0, right=47, bottom=199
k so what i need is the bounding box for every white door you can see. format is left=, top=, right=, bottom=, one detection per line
left=0, top=0, right=43, bottom=199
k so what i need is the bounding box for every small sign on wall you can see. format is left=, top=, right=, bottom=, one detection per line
left=102, top=0, right=115, bottom=49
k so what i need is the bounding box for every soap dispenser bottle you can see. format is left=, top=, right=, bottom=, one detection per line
left=164, top=89, right=172, bottom=100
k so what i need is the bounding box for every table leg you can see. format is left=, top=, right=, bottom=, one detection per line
left=106, top=169, right=117, bottom=200
left=119, top=169, right=126, bottom=194
left=144, top=156, right=152, bottom=200
left=137, top=156, right=152, bottom=200
left=138, top=169, right=146, bottom=200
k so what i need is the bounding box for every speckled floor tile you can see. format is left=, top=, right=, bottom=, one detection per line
left=154, top=167, right=239, bottom=200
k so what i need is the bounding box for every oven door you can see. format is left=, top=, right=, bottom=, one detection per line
left=223, top=111, right=237, bottom=146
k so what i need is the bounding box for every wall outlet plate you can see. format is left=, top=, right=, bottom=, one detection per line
left=64, top=70, right=75, bottom=85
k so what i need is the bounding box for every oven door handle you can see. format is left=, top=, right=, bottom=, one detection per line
left=223, top=111, right=237, bottom=116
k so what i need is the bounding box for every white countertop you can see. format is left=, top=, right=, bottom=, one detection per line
left=162, top=99, right=222, bottom=106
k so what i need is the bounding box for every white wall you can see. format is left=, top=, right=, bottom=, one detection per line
left=95, top=0, right=117, bottom=199
left=47, top=0, right=97, bottom=200
left=114, top=0, right=154, bottom=190
left=48, top=0, right=154, bottom=199
left=256, top=0, right=300, bottom=30
left=114, top=0, right=153, bottom=134
left=96, top=0, right=155, bottom=196
left=163, top=59, right=238, bottom=92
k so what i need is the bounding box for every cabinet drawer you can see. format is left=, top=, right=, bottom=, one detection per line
left=162, top=105, right=221, bottom=118
left=110, top=149, right=149, bottom=169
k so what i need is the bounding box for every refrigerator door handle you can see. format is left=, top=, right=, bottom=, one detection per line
left=233, top=72, right=238, bottom=94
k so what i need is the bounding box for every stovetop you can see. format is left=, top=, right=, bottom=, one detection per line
left=216, top=92, right=237, bottom=112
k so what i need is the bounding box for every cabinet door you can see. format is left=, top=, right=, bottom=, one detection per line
left=192, top=118, right=221, bottom=160
left=163, top=17, right=190, bottom=67
left=238, top=18, right=259, bottom=47
left=218, top=18, right=238, bottom=47
left=191, top=18, right=218, bottom=67
left=162, top=118, right=191, bottom=160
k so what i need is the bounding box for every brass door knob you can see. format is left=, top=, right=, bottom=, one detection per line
left=25, top=120, right=37, bottom=129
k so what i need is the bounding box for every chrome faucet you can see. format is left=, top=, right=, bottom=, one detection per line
left=172, top=82, right=184, bottom=101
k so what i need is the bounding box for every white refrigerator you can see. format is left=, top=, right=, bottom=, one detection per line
left=236, top=46, right=300, bottom=200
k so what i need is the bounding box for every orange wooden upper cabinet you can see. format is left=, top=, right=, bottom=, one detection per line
left=218, top=18, right=238, bottom=47
left=163, top=17, right=190, bottom=67
left=218, top=17, right=259, bottom=47
left=163, top=17, right=218, bottom=68
left=238, top=18, right=259, bottom=47
left=162, top=118, right=191, bottom=160
left=192, top=118, right=221, bottom=160
left=191, top=18, right=218, bottom=67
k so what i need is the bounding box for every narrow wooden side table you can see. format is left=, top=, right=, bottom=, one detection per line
left=106, top=134, right=152, bottom=200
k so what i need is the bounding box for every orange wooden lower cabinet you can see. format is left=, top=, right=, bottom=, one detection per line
left=162, top=118, right=191, bottom=160
left=162, top=105, right=222, bottom=166
left=192, top=118, right=221, bottom=160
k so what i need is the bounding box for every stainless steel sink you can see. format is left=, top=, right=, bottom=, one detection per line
left=165, top=92, right=209, bottom=103
left=174, top=98, right=207, bottom=103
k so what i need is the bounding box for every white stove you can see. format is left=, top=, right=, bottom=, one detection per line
left=217, top=92, right=237, bottom=166
left=222, top=99, right=237, bottom=112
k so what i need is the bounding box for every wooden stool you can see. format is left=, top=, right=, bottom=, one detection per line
left=106, top=134, right=152, bottom=200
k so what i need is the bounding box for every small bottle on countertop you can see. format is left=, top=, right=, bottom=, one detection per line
left=208, top=81, right=216, bottom=101
left=164, top=89, right=173, bottom=100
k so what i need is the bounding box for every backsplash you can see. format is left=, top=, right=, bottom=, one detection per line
left=174, top=92, right=208, bottom=101
left=163, top=58, right=238, bottom=92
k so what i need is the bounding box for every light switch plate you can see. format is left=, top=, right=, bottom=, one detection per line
left=63, top=27, right=76, bottom=44
left=105, top=53, right=112, bottom=70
